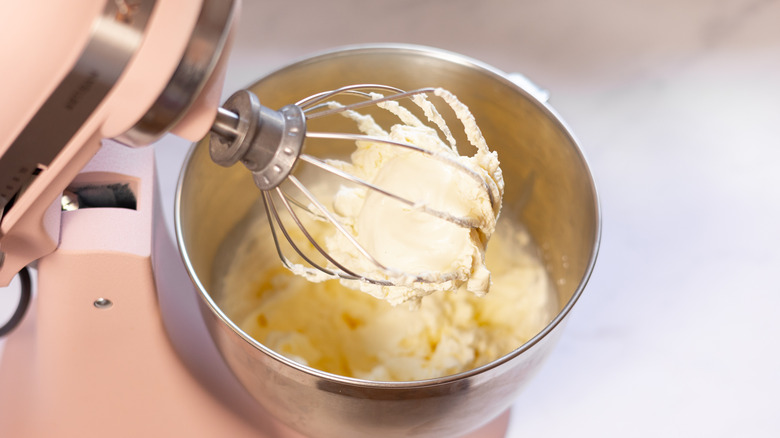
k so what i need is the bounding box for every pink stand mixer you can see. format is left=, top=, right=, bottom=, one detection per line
left=0, top=1, right=542, bottom=436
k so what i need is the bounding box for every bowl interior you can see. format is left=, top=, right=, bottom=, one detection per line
left=175, top=44, right=600, bottom=438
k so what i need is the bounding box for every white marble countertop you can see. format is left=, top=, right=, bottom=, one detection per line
left=3, top=0, right=779, bottom=436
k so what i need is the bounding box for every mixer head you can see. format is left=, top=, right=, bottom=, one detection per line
left=0, top=0, right=238, bottom=286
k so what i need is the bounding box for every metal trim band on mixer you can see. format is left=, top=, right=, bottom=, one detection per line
left=116, top=0, right=238, bottom=146
left=0, top=0, right=156, bottom=219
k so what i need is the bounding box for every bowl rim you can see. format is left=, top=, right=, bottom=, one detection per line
left=174, top=42, right=602, bottom=389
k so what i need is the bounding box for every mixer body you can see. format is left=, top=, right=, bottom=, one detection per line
left=0, top=142, right=271, bottom=437
left=0, top=0, right=269, bottom=436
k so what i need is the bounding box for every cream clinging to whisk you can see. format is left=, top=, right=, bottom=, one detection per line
left=208, top=85, right=504, bottom=305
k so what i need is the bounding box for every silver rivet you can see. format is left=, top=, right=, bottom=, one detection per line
left=93, top=298, right=113, bottom=309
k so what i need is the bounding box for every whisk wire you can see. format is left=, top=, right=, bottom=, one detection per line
left=265, top=187, right=358, bottom=282
left=298, top=153, right=417, bottom=206
left=284, top=175, right=396, bottom=280
left=267, top=180, right=465, bottom=286
left=298, top=152, right=476, bottom=229
left=266, top=176, right=398, bottom=286
left=262, top=190, right=302, bottom=273
left=300, top=86, right=437, bottom=120
left=296, top=84, right=405, bottom=109
left=304, top=131, right=496, bottom=215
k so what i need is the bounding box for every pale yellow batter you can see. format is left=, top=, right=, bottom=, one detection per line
left=216, top=218, right=557, bottom=382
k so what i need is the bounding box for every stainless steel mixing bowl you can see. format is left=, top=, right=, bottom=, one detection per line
left=176, top=44, right=600, bottom=438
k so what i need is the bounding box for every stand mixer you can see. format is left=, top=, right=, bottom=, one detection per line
left=0, top=1, right=600, bottom=437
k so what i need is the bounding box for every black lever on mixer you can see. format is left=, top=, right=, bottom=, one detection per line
left=0, top=266, right=32, bottom=338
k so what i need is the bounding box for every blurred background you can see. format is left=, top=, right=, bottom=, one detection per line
left=3, top=0, right=780, bottom=436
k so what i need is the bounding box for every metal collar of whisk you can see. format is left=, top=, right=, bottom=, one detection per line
left=209, top=90, right=306, bottom=191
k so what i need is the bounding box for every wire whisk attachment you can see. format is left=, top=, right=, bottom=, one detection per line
left=209, top=84, right=503, bottom=303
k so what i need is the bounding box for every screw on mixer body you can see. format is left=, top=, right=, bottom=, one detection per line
left=93, top=297, right=113, bottom=309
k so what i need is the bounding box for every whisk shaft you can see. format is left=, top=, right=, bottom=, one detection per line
left=211, top=107, right=241, bottom=140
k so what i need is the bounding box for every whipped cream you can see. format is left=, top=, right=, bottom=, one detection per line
left=289, top=88, right=504, bottom=305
